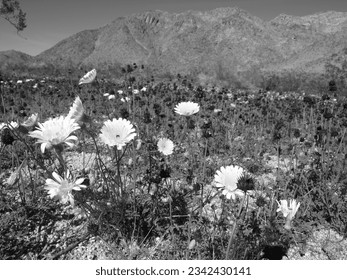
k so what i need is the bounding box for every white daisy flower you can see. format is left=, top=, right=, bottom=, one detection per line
left=29, top=115, right=80, bottom=153
left=214, top=165, right=244, bottom=200
left=44, top=170, right=86, bottom=206
left=121, top=97, right=130, bottom=102
left=79, top=69, right=96, bottom=85
left=67, top=96, right=85, bottom=123
left=174, top=101, right=200, bottom=116
left=277, top=199, right=300, bottom=220
left=99, top=118, right=137, bottom=150
left=21, top=113, right=39, bottom=128
left=277, top=199, right=301, bottom=230
left=157, top=138, right=175, bottom=156
left=18, top=113, right=39, bottom=134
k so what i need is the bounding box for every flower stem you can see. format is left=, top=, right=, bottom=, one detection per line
left=225, top=194, right=246, bottom=259
left=200, top=138, right=208, bottom=214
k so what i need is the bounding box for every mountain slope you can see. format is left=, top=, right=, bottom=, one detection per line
left=80, top=7, right=287, bottom=75
left=268, top=11, right=347, bottom=72
left=0, top=50, right=33, bottom=71
left=35, top=29, right=99, bottom=67
left=3, top=7, right=347, bottom=84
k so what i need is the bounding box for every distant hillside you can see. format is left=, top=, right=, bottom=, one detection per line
left=3, top=7, right=347, bottom=87
left=35, top=29, right=99, bottom=67
left=0, top=50, right=33, bottom=71
left=267, top=11, right=347, bottom=73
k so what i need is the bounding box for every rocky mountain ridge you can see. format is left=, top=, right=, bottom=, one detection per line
left=1, top=7, right=347, bottom=85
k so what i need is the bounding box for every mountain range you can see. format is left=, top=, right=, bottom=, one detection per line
left=1, top=7, right=347, bottom=87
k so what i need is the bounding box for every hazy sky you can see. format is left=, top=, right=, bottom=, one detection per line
left=1, top=0, right=347, bottom=56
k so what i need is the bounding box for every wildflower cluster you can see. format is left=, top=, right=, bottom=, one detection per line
left=0, top=68, right=346, bottom=261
